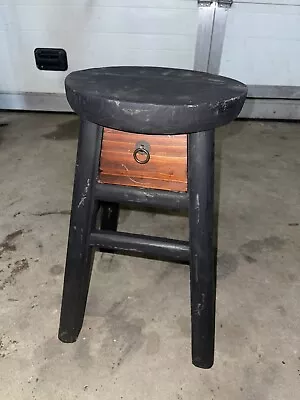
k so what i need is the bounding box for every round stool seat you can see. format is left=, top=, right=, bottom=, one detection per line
left=65, top=66, right=247, bottom=134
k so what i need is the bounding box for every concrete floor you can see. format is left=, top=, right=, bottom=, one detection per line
left=0, top=111, right=299, bottom=400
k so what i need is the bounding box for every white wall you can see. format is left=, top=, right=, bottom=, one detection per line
left=0, top=0, right=197, bottom=94
left=220, top=2, right=300, bottom=86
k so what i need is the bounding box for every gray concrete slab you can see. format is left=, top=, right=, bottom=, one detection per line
left=0, top=112, right=299, bottom=400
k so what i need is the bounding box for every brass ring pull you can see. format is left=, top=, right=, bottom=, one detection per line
left=133, top=143, right=151, bottom=164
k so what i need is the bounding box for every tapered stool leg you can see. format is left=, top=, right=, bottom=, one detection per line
left=188, top=130, right=216, bottom=368
left=59, top=120, right=103, bottom=343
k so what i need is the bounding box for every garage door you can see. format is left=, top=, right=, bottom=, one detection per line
left=0, top=0, right=198, bottom=110
left=220, top=0, right=300, bottom=87
left=218, top=0, right=300, bottom=118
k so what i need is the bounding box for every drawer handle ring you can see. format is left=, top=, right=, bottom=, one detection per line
left=133, top=144, right=151, bottom=164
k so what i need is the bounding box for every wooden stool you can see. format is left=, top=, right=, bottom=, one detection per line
left=58, top=67, right=247, bottom=368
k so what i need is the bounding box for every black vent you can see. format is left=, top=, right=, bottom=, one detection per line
left=34, top=48, right=68, bottom=71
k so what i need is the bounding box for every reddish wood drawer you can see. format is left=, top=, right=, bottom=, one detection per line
left=98, top=128, right=187, bottom=192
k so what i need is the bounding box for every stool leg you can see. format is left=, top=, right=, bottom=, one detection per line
left=58, top=120, right=103, bottom=343
left=188, top=130, right=216, bottom=369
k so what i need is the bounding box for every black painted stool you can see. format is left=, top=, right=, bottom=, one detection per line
left=58, top=66, right=247, bottom=368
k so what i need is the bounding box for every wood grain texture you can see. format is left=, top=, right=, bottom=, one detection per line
left=98, top=128, right=187, bottom=192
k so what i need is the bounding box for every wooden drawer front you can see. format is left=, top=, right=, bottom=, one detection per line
left=98, top=128, right=187, bottom=192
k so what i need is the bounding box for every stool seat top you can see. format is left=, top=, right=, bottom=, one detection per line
left=65, top=66, right=247, bottom=134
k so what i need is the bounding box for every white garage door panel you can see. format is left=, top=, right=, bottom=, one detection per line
left=0, top=33, right=18, bottom=92
left=0, top=1, right=197, bottom=95
left=4, top=0, right=196, bottom=8
left=234, top=0, right=299, bottom=5
left=0, top=5, right=8, bottom=28
left=219, top=3, right=300, bottom=86
left=3, top=33, right=194, bottom=93
left=14, top=6, right=197, bottom=34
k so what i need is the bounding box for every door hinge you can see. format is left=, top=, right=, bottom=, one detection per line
left=197, top=0, right=214, bottom=7
left=217, top=0, right=233, bottom=8
left=197, top=0, right=232, bottom=7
